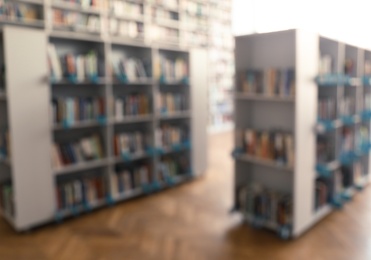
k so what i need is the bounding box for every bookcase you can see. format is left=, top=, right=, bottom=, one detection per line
left=233, top=29, right=371, bottom=239
left=0, top=25, right=207, bottom=231
left=0, top=0, right=233, bottom=135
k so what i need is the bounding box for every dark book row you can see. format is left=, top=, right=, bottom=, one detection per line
left=111, top=163, right=152, bottom=195
left=52, top=10, right=100, bottom=33
left=318, top=98, right=336, bottom=121
left=52, top=134, right=104, bottom=169
left=156, top=56, right=188, bottom=81
left=158, top=92, right=188, bottom=114
left=52, top=97, right=105, bottom=125
left=56, top=175, right=107, bottom=210
left=58, top=0, right=107, bottom=9
left=315, top=162, right=364, bottom=209
left=114, top=94, right=151, bottom=119
left=110, top=0, right=143, bottom=17
left=156, top=125, right=189, bottom=148
left=0, top=2, right=41, bottom=22
left=113, top=131, right=150, bottom=157
left=112, top=57, right=150, bottom=82
left=235, top=129, right=295, bottom=168
left=237, top=184, right=292, bottom=227
left=0, top=182, right=14, bottom=217
left=0, top=130, right=10, bottom=160
left=48, top=44, right=100, bottom=82
left=109, top=19, right=144, bottom=38
left=238, top=68, right=295, bottom=97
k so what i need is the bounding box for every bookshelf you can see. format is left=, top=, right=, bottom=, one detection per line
left=0, top=25, right=207, bottom=231
left=234, top=29, right=371, bottom=239
left=0, top=0, right=233, bottom=135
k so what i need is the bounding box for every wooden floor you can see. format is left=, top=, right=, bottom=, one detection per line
left=1, top=132, right=371, bottom=259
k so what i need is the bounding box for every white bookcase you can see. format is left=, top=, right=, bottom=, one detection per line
left=0, top=25, right=207, bottom=231
left=233, top=29, right=371, bottom=239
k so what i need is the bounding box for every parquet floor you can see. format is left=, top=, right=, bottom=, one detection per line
left=1, top=132, right=371, bottom=259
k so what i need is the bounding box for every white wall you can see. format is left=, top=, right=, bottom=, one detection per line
left=232, top=0, right=371, bottom=48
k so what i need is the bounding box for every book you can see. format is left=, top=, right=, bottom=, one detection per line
left=238, top=183, right=292, bottom=226
left=52, top=10, right=101, bottom=33
left=52, top=97, right=105, bottom=125
left=239, top=68, right=295, bottom=97
left=156, top=125, right=188, bottom=148
left=239, top=128, right=294, bottom=167
left=52, top=135, right=104, bottom=168
left=47, top=44, right=100, bottom=82
left=56, top=175, right=106, bottom=210
left=114, top=94, right=150, bottom=119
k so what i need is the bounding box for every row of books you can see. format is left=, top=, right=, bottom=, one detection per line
left=0, top=2, right=40, bottom=22
left=151, top=26, right=179, bottom=42
left=319, top=55, right=333, bottom=76
left=318, top=98, right=336, bottom=120
left=184, top=1, right=207, bottom=16
left=109, top=0, right=143, bottom=17
left=114, top=94, right=151, bottom=119
left=156, top=56, right=188, bottom=81
left=109, top=19, right=143, bottom=38
left=148, top=0, right=178, bottom=10
left=339, top=96, right=356, bottom=116
left=365, top=60, right=371, bottom=76
left=56, top=175, right=106, bottom=210
left=237, top=183, right=292, bottom=226
left=0, top=130, right=10, bottom=160
left=112, top=57, right=149, bottom=82
left=316, top=135, right=335, bottom=165
left=52, top=135, right=104, bottom=169
left=113, top=131, right=149, bottom=157
left=364, top=92, right=371, bottom=111
left=318, top=96, right=358, bottom=120
left=152, top=7, right=179, bottom=21
left=235, top=129, right=295, bottom=167
left=158, top=155, right=189, bottom=177
left=55, top=0, right=107, bottom=9
left=51, top=97, right=105, bottom=125
left=0, top=182, right=14, bottom=217
left=52, top=10, right=100, bottom=33
left=315, top=177, right=331, bottom=209
left=155, top=125, right=188, bottom=148
left=158, top=92, right=187, bottom=113
left=48, top=44, right=99, bottom=82
left=316, top=162, right=364, bottom=209
left=238, top=69, right=295, bottom=97
left=111, top=164, right=152, bottom=195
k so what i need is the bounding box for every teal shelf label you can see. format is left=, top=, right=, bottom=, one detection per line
left=315, top=164, right=332, bottom=178
left=88, top=74, right=98, bottom=84
left=317, top=119, right=336, bottom=131
left=118, top=74, right=129, bottom=83
left=159, top=75, right=166, bottom=84
left=181, top=77, right=189, bottom=85
left=68, top=74, right=78, bottom=84
left=142, top=183, right=152, bottom=194
left=231, top=148, right=243, bottom=159
left=97, top=115, right=106, bottom=125
left=83, top=201, right=92, bottom=212
left=106, top=194, right=115, bottom=205
left=152, top=181, right=161, bottom=191
left=71, top=206, right=79, bottom=216
left=278, top=225, right=291, bottom=240
left=121, top=151, right=132, bottom=162
left=315, top=74, right=352, bottom=86
left=54, top=211, right=63, bottom=223
left=165, top=175, right=175, bottom=186
left=62, top=119, right=72, bottom=129
left=146, top=147, right=155, bottom=156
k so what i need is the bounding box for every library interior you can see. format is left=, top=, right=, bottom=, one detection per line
left=1, top=0, right=371, bottom=259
